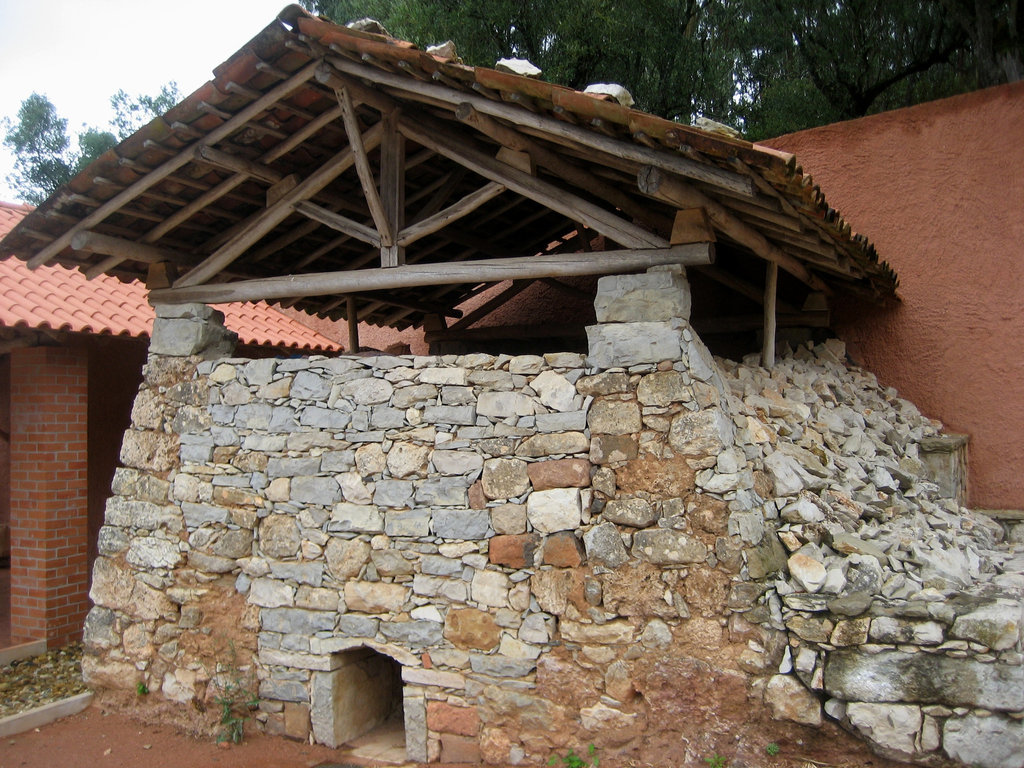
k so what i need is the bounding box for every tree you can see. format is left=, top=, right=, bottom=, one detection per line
left=3, top=83, right=179, bottom=205
left=303, top=0, right=1022, bottom=139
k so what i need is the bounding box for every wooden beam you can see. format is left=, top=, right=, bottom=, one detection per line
left=319, top=57, right=755, bottom=197
left=762, top=262, right=778, bottom=367
left=670, top=208, right=715, bottom=245
left=346, top=295, right=360, bottom=353
left=71, top=231, right=195, bottom=278
left=28, top=61, right=321, bottom=268
left=195, top=146, right=282, bottom=183
left=455, top=103, right=663, bottom=230
left=399, top=115, right=667, bottom=250
left=380, top=111, right=405, bottom=266
left=336, top=87, right=394, bottom=247
left=397, top=182, right=506, bottom=247
left=150, top=244, right=712, bottom=305
left=294, top=201, right=380, bottom=247
left=174, top=122, right=384, bottom=288
left=637, top=165, right=830, bottom=294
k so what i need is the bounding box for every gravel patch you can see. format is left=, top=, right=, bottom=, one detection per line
left=0, top=642, right=88, bottom=718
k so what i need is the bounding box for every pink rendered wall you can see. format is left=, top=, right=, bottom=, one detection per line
left=767, top=82, right=1024, bottom=509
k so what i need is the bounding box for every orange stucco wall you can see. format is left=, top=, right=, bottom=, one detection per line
left=768, top=82, right=1024, bottom=509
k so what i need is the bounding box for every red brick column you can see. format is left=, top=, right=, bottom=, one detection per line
left=9, top=346, right=89, bottom=646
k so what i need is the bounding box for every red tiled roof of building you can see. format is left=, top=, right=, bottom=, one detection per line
left=0, top=202, right=340, bottom=352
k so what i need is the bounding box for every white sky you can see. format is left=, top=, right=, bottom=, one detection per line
left=0, top=0, right=294, bottom=202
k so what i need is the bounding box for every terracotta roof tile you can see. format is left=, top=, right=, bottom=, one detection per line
left=0, top=202, right=340, bottom=352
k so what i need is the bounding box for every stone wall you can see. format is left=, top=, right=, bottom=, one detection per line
left=84, top=274, right=1024, bottom=768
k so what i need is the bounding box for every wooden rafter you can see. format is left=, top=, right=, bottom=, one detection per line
left=336, top=87, right=394, bottom=249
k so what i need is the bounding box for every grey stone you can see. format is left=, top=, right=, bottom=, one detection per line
left=943, top=714, right=1024, bottom=768
left=526, top=488, right=582, bottom=533
left=586, top=321, right=681, bottom=368
left=386, top=442, right=431, bottom=478
left=603, top=498, right=658, bottom=528
left=299, top=407, right=351, bottom=430
left=583, top=522, right=630, bottom=568
left=588, top=399, right=641, bottom=435
left=290, top=370, right=332, bottom=400
left=267, top=456, right=321, bottom=478
left=325, top=537, right=370, bottom=580
left=385, top=510, right=432, bottom=537
left=418, top=367, right=468, bottom=385
left=182, top=502, right=228, bottom=527
left=432, top=509, right=491, bottom=539
left=535, top=411, right=588, bottom=432
left=491, top=504, right=528, bottom=535
left=373, top=479, right=415, bottom=508
left=469, top=654, right=536, bottom=677
left=127, top=537, right=182, bottom=569
left=516, top=432, right=590, bottom=457
left=339, top=377, right=394, bottom=405
left=432, top=450, right=484, bottom=476
left=392, top=383, right=437, bottom=408
left=262, top=607, right=336, bottom=634
left=632, top=529, right=706, bottom=564
left=477, top=391, right=536, bottom=418
left=249, top=578, right=296, bottom=608
left=337, top=614, right=380, bottom=637
left=380, top=620, right=444, bottom=647
left=668, top=408, right=734, bottom=456
left=593, top=270, right=691, bottom=323
left=268, top=560, right=325, bottom=586
left=415, top=478, right=468, bottom=506
left=951, top=600, right=1023, bottom=651
left=846, top=703, right=921, bottom=759
left=259, top=515, right=301, bottom=558
left=531, top=371, right=577, bottom=412
left=636, top=371, right=689, bottom=406
left=105, top=497, right=182, bottom=531
left=482, top=458, right=530, bottom=499
left=423, top=405, right=477, bottom=425
left=329, top=503, right=384, bottom=533
left=508, top=355, right=544, bottom=374
left=291, top=476, right=343, bottom=506
left=824, top=650, right=1024, bottom=711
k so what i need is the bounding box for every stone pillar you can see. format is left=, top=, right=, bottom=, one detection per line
left=9, top=345, right=90, bottom=646
left=150, top=303, right=237, bottom=358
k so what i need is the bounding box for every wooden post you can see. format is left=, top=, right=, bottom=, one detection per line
left=380, top=111, right=406, bottom=267
left=762, top=262, right=778, bottom=368
left=347, top=296, right=360, bottom=353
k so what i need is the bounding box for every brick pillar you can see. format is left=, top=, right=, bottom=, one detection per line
left=9, top=346, right=89, bottom=646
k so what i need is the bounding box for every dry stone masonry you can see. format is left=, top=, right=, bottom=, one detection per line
left=84, top=273, right=1024, bottom=768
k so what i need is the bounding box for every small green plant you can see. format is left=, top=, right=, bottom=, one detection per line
left=704, top=755, right=728, bottom=768
left=548, top=743, right=599, bottom=768
left=136, top=681, right=149, bottom=695
left=211, top=642, right=259, bottom=745
left=766, top=742, right=780, bottom=756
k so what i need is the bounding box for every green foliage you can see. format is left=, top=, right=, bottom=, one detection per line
left=548, top=743, right=599, bottom=768
left=704, top=754, right=727, bottom=768
left=136, top=681, right=149, bottom=695
left=211, top=643, right=259, bottom=745
left=766, top=741, right=781, bottom=756
left=303, top=0, right=1022, bottom=138
left=2, top=83, right=179, bottom=205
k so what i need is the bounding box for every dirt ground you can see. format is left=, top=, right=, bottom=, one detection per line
left=0, top=705, right=357, bottom=768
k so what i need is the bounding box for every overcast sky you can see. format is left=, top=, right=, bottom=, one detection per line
left=0, top=0, right=295, bottom=202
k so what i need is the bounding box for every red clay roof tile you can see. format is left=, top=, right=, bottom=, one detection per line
left=0, top=202, right=340, bottom=352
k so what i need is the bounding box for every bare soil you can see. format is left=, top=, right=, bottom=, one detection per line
left=0, top=704, right=350, bottom=768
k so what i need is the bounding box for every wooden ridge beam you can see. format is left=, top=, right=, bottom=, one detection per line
left=151, top=244, right=712, bottom=305
left=29, top=60, right=321, bottom=269
left=399, top=115, right=667, bottom=250
left=318, top=57, right=755, bottom=198
left=174, top=121, right=384, bottom=288
left=637, top=165, right=830, bottom=294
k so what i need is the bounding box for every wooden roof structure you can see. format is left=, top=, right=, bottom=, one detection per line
left=0, top=5, right=897, bottom=355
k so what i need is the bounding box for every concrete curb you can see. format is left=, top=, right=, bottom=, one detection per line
left=0, top=639, right=47, bottom=666
left=0, top=692, right=93, bottom=738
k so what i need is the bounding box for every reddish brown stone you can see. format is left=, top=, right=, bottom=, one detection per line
left=488, top=533, right=541, bottom=568
left=468, top=480, right=487, bottom=510
left=542, top=531, right=585, bottom=567
left=428, top=701, right=480, bottom=736
left=444, top=607, right=501, bottom=651
left=440, top=734, right=481, bottom=763
left=527, top=458, right=592, bottom=491
left=615, top=456, right=696, bottom=498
